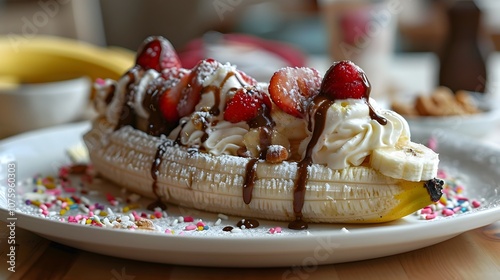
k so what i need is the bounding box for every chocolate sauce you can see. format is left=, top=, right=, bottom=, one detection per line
left=287, top=74, right=385, bottom=229
left=240, top=96, right=275, bottom=204
left=200, top=72, right=237, bottom=117
left=236, top=218, right=260, bottom=229
left=222, top=226, right=233, bottom=232
left=143, top=80, right=173, bottom=136
left=222, top=219, right=260, bottom=232
left=148, top=141, right=169, bottom=211
left=248, top=105, right=274, bottom=130
left=115, top=68, right=140, bottom=131
left=104, top=84, right=116, bottom=105
left=360, top=72, right=387, bottom=125
left=288, top=217, right=308, bottom=230
left=289, top=96, right=334, bottom=230
left=243, top=158, right=258, bottom=204
left=201, top=85, right=222, bottom=116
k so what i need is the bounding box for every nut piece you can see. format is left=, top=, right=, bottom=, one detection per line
left=135, top=218, right=156, bottom=231
left=391, top=86, right=482, bottom=117
left=266, top=145, right=289, bottom=163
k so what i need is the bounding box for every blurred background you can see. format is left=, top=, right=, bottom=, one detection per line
left=2, top=0, right=500, bottom=53
left=2, top=0, right=500, bottom=136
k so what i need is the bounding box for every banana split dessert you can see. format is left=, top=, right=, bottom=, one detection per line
left=83, top=36, right=443, bottom=229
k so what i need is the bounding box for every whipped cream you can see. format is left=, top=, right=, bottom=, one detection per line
left=299, top=98, right=410, bottom=169
left=133, top=69, right=160, bottom=119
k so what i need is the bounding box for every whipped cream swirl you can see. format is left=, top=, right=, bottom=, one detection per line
left=299, top=98, right=410, bottom=169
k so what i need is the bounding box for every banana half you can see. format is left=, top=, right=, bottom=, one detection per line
left=83, top=117, right=444, bottom=226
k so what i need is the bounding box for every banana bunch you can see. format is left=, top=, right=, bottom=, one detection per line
left=84, top=117, right=443, bottom=224
left=0, top=36, right=134, bottom=96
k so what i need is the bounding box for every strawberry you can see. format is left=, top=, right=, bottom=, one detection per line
left=237, top=70, right=258, bottom=86
left=177, top=59, right=219, bottom=117
left=157, top=69, right=187, bottom=123
left=136, top=36, right=181, bottom=71
left=268, top=67, right=322, bottom=118
left=158, top=59, right=219, bottom=123
left=320, top=60, right=369, bottom=100
left=224, top=88, right=272, bottom=123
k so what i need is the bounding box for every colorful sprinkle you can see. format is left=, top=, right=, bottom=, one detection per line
left=269, top=227, right=282, bottom=234
left=417, top=167, right=482, bottom=220
left=472, top=200, right=481, bottom=208
left=218, top=213, right=229, bottom=220
left=184, top=224, right=197, bottom=231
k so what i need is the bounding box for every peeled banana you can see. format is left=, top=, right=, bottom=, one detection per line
left=84, top=117, right=443, bottom=225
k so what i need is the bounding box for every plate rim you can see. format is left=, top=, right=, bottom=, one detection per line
left=1, top=121, right=500, bottom=266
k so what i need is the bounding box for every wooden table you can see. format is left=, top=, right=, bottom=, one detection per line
left=0, top=220, right=499, bottom=279
left=1, top=53, right=500, bottom=279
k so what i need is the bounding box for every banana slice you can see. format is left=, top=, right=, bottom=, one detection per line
left=370, top=141, right=439, bottom=182
left=84, top=117, right=443, bottom=226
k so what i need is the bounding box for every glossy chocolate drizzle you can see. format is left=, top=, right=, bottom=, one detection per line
left=288, top=72, right=387, bottom=230
left=361, top=72, right=387, bottom=126
left=290, top=96, right=334, bottom=230
left=115, top=67, right=140, bottom=131
left=148, top=140, right=169, bottom=211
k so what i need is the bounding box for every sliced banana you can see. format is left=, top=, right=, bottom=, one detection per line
left=370, top=141, right=439, bottom=182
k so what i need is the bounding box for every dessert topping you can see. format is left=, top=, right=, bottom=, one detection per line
left=224, top=87, right=271, bottom=124
left=159, top=59, right=219, bottom=124
left=136, top=36, right=181, bottom=71
left=319, top=60, right=387, bottom=125
left=320, top=60, right=368, bottom=100
left=269, top=67, right=322, bottom=118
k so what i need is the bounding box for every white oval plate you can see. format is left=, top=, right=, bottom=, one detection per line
left=0, top=122, right=499, bottom=267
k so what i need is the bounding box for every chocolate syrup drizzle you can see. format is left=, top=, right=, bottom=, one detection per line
left=243, top=158, right=259, bottom=205
left=361, top=72, right=387, bottom=125
left=288, top=71, right=387, bottom=230
left=148, top=140, right=169, bottom=211
left=290, top=96, right=333, bottom=230
left=115, top=67, right=140, bottom=131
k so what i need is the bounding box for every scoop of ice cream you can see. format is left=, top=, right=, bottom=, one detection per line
left=299, top=98, right=410, bottom=169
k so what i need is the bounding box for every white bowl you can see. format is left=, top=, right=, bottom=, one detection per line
left=0, top=35, right=134, bottom=138
left=405, top=107, right=500, bottom=137
left=0, top=77, right=91, bottom=138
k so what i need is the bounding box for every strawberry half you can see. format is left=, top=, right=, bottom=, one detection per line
left=177, top=59, right=219, bottom=117
left=237, top=70, right=258, bottom=86
left=224, top=88, right=272, bottom=123
left=158, top=69, right=188, bottom=123
left=268, top=67, right=322, bottom=118
left=136, top=36, right=181, bottom=71
left=159, top=59, right=219, bottom=123
left=320, top=60, right=369, bottom=100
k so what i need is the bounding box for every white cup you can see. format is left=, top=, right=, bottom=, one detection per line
left=319, top=0, right=398, bottom=99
